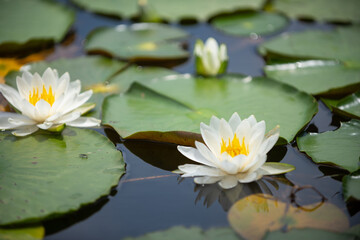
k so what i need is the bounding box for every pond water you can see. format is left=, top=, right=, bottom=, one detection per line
left=6, top=0, right=358, bottom=239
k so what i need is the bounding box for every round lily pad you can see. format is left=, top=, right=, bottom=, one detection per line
left=265, top=61, right=360, bottom=97
left=0, top=0, right=75, bottom=54
left=85, top=23, right=189, bottom=62
left=0, top=128, right=125, bottom=226
left=71, top=0, right=266, bottom=22
left=272, top=0, right=360, bottom=23
left=102, top=74, right=317, bottom=144
left=259, top=26, right=360, bottom=67
left=297, top=120, right=360, bottom=173
left=228, top=194, right=349, bottom=240
left=212, top=12, right=288, bottom=37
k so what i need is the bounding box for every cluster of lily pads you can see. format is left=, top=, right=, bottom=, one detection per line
left=0, top=0, right=359, bottom=239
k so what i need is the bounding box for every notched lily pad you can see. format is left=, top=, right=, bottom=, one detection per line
left=322, top=91, right=360, bottom=120
left=85, top=23, right=189, bottom=64
left=102, top=74, right=317, bottom=145
left=265, top=60, right=360, bottom=97
left=343, top=171, right=360, bottom=201
left=0, top=127, right=125, bottom=226
left=228, top=194, right=349, bottom=240
left=212, top=12, right=288, bottom=37
left=297, top=120, right=360, bottom=173
left=0, top=0, right=75, bottom=55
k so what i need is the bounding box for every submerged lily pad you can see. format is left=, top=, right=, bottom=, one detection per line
left=0, top=226, right=44, bottom=240
left=123, top=226, right=239, bottom=240
left=0, top=0, right=74, bottom=54
left=0, top=128, right=125, bottom=226
left=297, top=120, right=360, bottom=172
left=264, top=228, right=357, bottom=240
left=85, top=23, right=188, bottom=62
left=322, top=92, right=360, bottom=119
left=265, top=60, right=360, bottom=97
left=228, top=194, right=349, bottom=240
left=212, top=12, right=288, bottom=37
left=343, top=171, right=360, bottom=201
left=102, top=74, right=317, bottom=144
left=259, top=27, right=360, bottom=67
left=71, top=0, right=265, bottom=22
left=272, top=0, right=360, bottom=23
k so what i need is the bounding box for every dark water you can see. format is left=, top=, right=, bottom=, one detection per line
left=13, top=0, right=356, bottom=239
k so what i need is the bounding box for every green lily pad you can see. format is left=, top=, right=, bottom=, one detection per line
left=264, top=228, right=357, bottom=240
left=85, top=23, right=188, bottom=62
left=343, top=171, right=360, bottom=201
left=123, top=226, right=239, bottom=240
left=265, top=61, right=360, bottom=97
left=228, top=194, right=349, bottom=240
left=71, top=0, right=265, bottom=22
left=0, top=226, right=44, bottom=240
left=0, top=128, right=125, bottom=226
left=0, top=0, right=75, bottom=54
left=102, top=74, right=317, bottom=144
left=212, top=12, right=288, bottom=37
left=297, top=120, right=360, bottom=172
left=259, top=26, right=360, bottom=67
left=322, top=92, right=360, bottom=119
left=5, top=56, right=175, bottom=118
left=272, top=0, right=360, bottom=23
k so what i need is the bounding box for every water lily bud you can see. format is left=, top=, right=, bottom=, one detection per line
left=194, top=38, right=228, bottom=77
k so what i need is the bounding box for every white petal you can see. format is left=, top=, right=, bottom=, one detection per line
left=20, top=99, right=37, bottom=120
left=69, top=80, right=81, bottom=94
left=0, top=112, right=34, bottom=129
left=218, top=159, right=238, bottom=174
left=8, top=116, right=36, bottom=126
left=31, top=73, right=44, bottom=90
left=22, top=71, right=33, bottom=84
left=219, top=118, right=233, bottom=142
left=55, top=72, right=70, bottom=96
left=245, top=154, right=267, bottom=173
left=237, top=172, right=260, bottom=183
left=209, top=115, right=220, bottom=131
left=218, top=175, right=238, bottom=189
left=178, top=164, right=225, bottom=177
left=230, top=154, right=247, bottom=171
left=37, top=122, right=53, bottom=130
left=246, top=115, right=257, bottom=127
left=16, top=76, right=31, bottom=99
left=235, top=118, right=251, bottom=143
left=178, top=145, right=216, bottom=167
left=194, top=176, right=223, bottom=185
left=60, top=90, right=93, bottom=115
left=258, top=162, right=295, bottom=176
left=34, top=100, right=51, bottom=121
left=259, top=132, right=279, bottom=154
left=66, top=117, right=101, bottom=127
left=42, top=67, right=56, bottom=89
left=0, top=84, right=23, bottom=111
left=55, top=111, right=81, bottom=124
left=228, top=112, right=241, bottom=132
left=219, top=44, right=228, bottom=61
left=200, top=122, right=221, bottom=156
left=12, top=125, right=39, bottom=136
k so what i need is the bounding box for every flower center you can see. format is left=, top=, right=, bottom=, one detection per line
left=29, top=85, right=55, bottom=106
left=220, top=133, right=249, bottom=157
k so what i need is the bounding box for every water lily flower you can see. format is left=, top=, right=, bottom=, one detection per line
left=0, top=67, right=101, bottom=136
left=176, top=113, right=295, bottom=189
left=194, top=37, right=228, bottom=77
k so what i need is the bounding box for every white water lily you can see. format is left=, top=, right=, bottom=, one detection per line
left=194, top=37, right=228, bottom=77
left=0, top=67, right=101, bottom=136
left=177, top=113, right=295, bottom=189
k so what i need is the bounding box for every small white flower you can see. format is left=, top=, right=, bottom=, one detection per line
left=194, top=37, right=228, bottom=77
left=177, top=113, right=295, bottom=189
left=0, top=67, right=101, bottom=136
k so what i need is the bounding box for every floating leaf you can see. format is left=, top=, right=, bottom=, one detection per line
left=0, top=226, right=44, bottom=240
left=0, top=128, right=125, bottom=226
left=123, top=226, right=239, bottom=240
left=322, top=92, right=360, bottom=119
left=71, top=0, right=265, bottom=22
left=259, top=27, right=360, bottom=67
left=212, top=12, right=288, bottom=37
left=297, top=120, right=360, bottom=172
left=85, top=23, right=188, bottom=63
left=228, top=194, right=349, bottom=240
left=102, top=74, right=317, bottom=144
left=272, top=0, right=360, bottom=23
left=264, top=228, right=357, bottom=240
left=265, top=61, right=360, bottom=97
left=0, top=0, right=74, bottom=54
left=343, top=171, right=360, bottom=201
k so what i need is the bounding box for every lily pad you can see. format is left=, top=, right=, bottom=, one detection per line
left=0, top=127, right=125, bottom=226
left=265, top=61, right=360, bottom=97
left=343, top=171, right=360, bottom=201
left=0, top=226, right=44, bottom=240
left=212, top=12, right=288, bottom=37
left=272, top=0, right=360, bottom=23
left=322, top=91, right=360, bottom=119
left=264, top=228, right=357, bottom=240
left=0, top=0, right=74, bottom=54
left=85, top=23, right=188, bottom=62
left=297, top=120, right=360, bottom=172
left=102, top=74, right=317, bottom=144
left=228, top=194, right=349, bottom=240
left=123, top=226, right=239, bottom=240
left=71, top=0, right=265, bottom=22
left=259, top=27, right=360, bottom=67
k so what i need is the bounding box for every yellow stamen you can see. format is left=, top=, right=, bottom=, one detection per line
left=220, top=133, right=249, bottom=157
left=29, top=85, right=55, bottom=106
